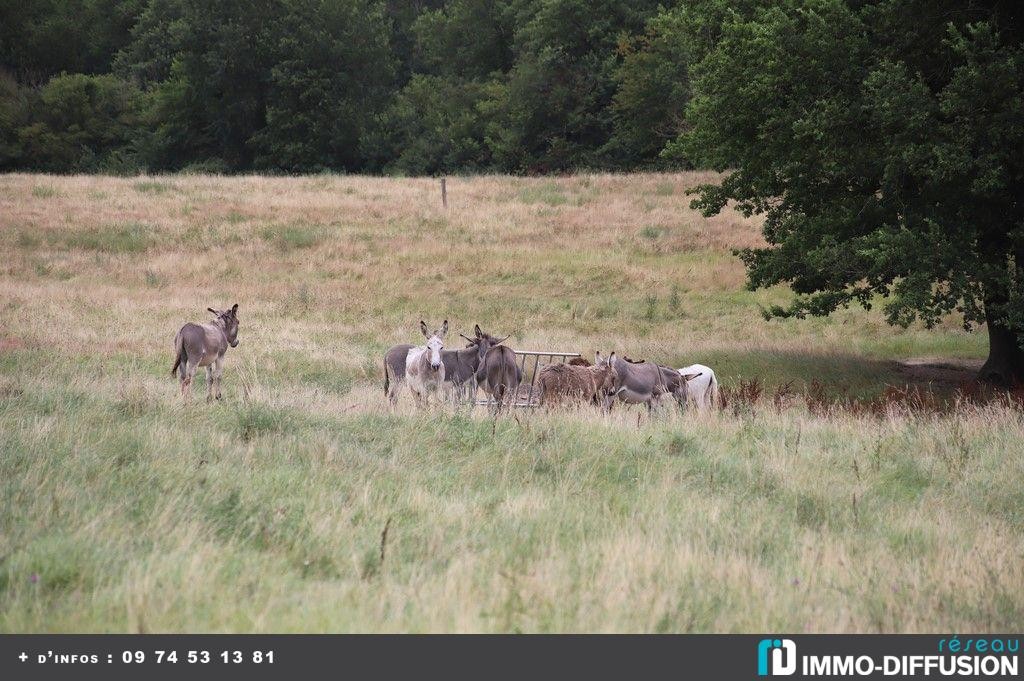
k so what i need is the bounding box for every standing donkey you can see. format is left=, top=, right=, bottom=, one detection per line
left=475, top=332, right=519, bottom=414
left=444, top=324, right=496, bottom=404
left=602, top=352, right=701, bottom=413
left=383, top=342, right=416, bottom=406
left=405, top=320, right=448, bottom=407
left=171, top=304, right=240, bottom=401
left=384, top=324, right=494, bottom=405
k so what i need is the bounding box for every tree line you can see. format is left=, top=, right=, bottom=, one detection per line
left=0, top=0, right=716, bottom=174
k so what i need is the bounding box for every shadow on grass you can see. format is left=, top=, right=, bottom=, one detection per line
left=690, top=348, right=980, bottom=398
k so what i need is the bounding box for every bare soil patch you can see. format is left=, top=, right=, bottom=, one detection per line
left=892, top=357, right=983, bottom=388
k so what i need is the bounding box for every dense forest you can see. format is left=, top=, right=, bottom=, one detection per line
left=0, top=0, right=1020, bottom=176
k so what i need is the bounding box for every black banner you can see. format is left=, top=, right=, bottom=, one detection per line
left=0, top=634, right=1020, bottom=680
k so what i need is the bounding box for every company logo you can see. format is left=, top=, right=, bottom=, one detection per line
left=755, top=637, right=1020, bottom=677
left=758, top=639, right=797, bottom=676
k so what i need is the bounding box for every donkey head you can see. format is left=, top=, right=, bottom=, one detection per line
left=472, top=324, right=506, bottom=346
left=208, top=303, right=240, bottom=347
left=594, top=351, right=618, bottom=391
left=473, top=329, right=509, bottom=364
left=420, top=320, right=448, bottom=371
left=461, top=323, right=490, bottom=348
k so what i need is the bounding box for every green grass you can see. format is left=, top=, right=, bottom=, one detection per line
left=519, top=182, right=569, bottom=206
left=260, top=223, right=325, bottom=251
left=0, top=358, right=1021, bottom=632
left=31, top=185, right=58, bottom=199
left=0, top=171, right=1015, bottom=633
left=133, top=181, right=174, bottom=195
left=60, top=222, right=154, bottom=254
left=639, top=225, right=664, bottom=240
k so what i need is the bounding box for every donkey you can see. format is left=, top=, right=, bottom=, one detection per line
left=171, top=304, right=240, bottom=401
left=603, top=352, right=701, bottom=413
left=677, top=363, right=719, bottom=410
left=537, top=355, right=615, bottom=407
left=474, top=332, right=519, bottom=414
left=383, top=343, right=415, bottom=406
left=405, top=320, right=448, bottom=407
left=383, top=324, right=492, bottom=405
left=443, top=324, right=494, bottom=404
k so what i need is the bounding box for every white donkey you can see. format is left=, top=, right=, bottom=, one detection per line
left=677, top=363, right=719, bottom=410
left=406, top=320, right=448, bottom=407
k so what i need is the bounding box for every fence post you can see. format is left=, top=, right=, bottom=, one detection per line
left=441, top=177, right=447, bottom=208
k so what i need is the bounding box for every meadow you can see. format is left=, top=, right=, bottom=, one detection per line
left=0, top=172, right=1021, bottom=632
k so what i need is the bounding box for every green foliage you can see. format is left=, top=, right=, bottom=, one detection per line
left=485, top=0, right=661, bottom=172
left=605, top=7, right=693, bottom=167
left=0, top=73, right=32, bottom=170
left=133, top=0, right=281, bottom=170
left=0, top=0, right=733, bottom=174
left=683, top=1, right=1024, bottom=382
left=363, top=75, right=492, bottom=174
left=0, top=0, right=144, bottom=80
left=252, top=0, right=395, bottom=172
left=4, top=73, right=142, bottom=172
left=409, top=0, right=513, bottom=79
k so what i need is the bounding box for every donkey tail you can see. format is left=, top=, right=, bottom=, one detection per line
left=707, top=373, right=720, bottom=409
left=383, top=358, right=390, bottom=395
left=171, top=333, right=185, bottom=378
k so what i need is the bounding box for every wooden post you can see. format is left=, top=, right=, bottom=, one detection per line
left=441, top=177, right=447, bottom=208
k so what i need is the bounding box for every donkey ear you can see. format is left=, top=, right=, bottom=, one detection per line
left=595, top=351, right=602, bottom=364
left=681, top=372, right=702, bottom=382
left=420, top=320, right=429, bottom=337
left=441, top=320, right=448, bottom=337
left=208, top=307, right=218, bottom=315
left=230, top=303, right=238, bottom=315
left=474, top=324, right=483, bottom=337
left=609, top=352, right=617, bottom=366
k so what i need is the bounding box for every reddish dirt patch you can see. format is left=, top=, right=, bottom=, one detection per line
left=0, top=336, right=27, bottom=353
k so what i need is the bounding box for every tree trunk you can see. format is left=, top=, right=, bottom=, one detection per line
left=978, top=313, right=1024, bottom=387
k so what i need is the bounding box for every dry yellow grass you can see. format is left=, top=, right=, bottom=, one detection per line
left=0, top=172, right=1018, bottom=633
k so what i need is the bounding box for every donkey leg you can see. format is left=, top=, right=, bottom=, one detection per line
left=385, top=367, right=399, bottom=407
left=205, top=366, right=214, bottom=402
left=387, top=378, right=399, bottom=407
left=213, top=357, right=224, bottom=400
left=182, top=360, right=198, bottom=402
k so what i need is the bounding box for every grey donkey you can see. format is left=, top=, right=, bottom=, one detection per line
left=602, top=352, right=701, bottom=413
left=171, top=304, right=240, bottom=401
left=474, top=332, right=519, bottom=414
left=383, top=324, right=495, bottom=406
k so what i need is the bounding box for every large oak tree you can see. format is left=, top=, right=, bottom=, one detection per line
left=680, top=0, right=1024, bottom=384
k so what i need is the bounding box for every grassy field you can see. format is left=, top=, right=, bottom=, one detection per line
left=0, top=172, right=1021, bottom=632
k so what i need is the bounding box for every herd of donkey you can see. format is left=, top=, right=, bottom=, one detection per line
left=172, top=306, right=720, bottom=414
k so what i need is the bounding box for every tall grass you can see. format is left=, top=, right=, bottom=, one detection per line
left=0, top=172, right=1015, bottom=633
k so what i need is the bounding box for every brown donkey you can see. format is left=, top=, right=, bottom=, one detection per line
left=171, top=304, right=240, bottom=401
left=537, top=354, right=614, bottom=407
